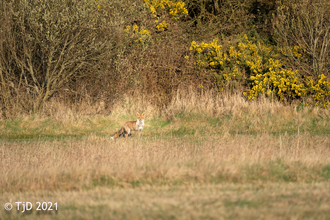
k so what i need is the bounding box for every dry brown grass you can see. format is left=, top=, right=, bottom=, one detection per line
left=35, top=87, right=285, bottom=120
left=162, top=87, right=285, bottom=118
left=1, top=182, right=330, bottom=220
left=10, top=88, right=328, bottom=134
left=1, top=134, right=329, bottom=194
left=1, top=91, right=330, bottom=219
left=1, top=135, right=330, bottom=219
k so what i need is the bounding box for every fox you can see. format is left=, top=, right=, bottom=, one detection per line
left=110, top=112, right=145, bottom=140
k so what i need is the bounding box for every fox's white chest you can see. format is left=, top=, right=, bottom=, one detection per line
left=136, top=119, right=144, bottom=131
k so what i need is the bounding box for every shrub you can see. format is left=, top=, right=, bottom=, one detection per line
left=144, top=0, right=188, bottom=33
left=124, top=24, right=152, bottom=45
left=144, top=0, right=188, bottom=19
left=189, top=34, right=330, bottom=107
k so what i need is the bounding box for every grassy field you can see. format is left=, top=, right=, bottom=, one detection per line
left=1, top=94, right=330, bottom=219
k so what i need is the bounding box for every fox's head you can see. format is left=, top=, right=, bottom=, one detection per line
left=136, top=112, right=145, bottom=120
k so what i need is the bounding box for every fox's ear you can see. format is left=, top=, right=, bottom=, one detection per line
left=142, top=112, right=145, bottom=117
left=136, top=112, right=140, bottom=116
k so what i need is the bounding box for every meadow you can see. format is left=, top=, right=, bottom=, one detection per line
left=1, top=91, right=330, bottom=219
left=1, top=0, right=330, bottom=219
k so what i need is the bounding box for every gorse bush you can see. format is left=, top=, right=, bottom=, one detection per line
left=189, top=34, right=330, bottom=107
left=306, top=75, right=330, bottom=108
left=122, top=0, right=187, bottom=45
left=156, top=20, right=169, bottom=32
left=144, top=0, right=188, bottom=33
left=124, top=24, right=152, bottom=45
left=144, top=0, right=188, bottom=19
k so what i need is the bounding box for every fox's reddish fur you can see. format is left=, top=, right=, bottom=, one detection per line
left=111, top=112, right=145, bottom=139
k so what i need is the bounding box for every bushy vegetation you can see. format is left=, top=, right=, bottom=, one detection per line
left=189, top=34, right=330, bottom=107
left=0, top=0, right=330, bottom=117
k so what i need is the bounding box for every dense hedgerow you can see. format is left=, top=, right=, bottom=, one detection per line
left=1, top=0, right=330, bottom=117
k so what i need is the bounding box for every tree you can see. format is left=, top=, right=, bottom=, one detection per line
left=0, top=0, right=117, bottom=115
left=273, top=0, right=330, bottom=78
